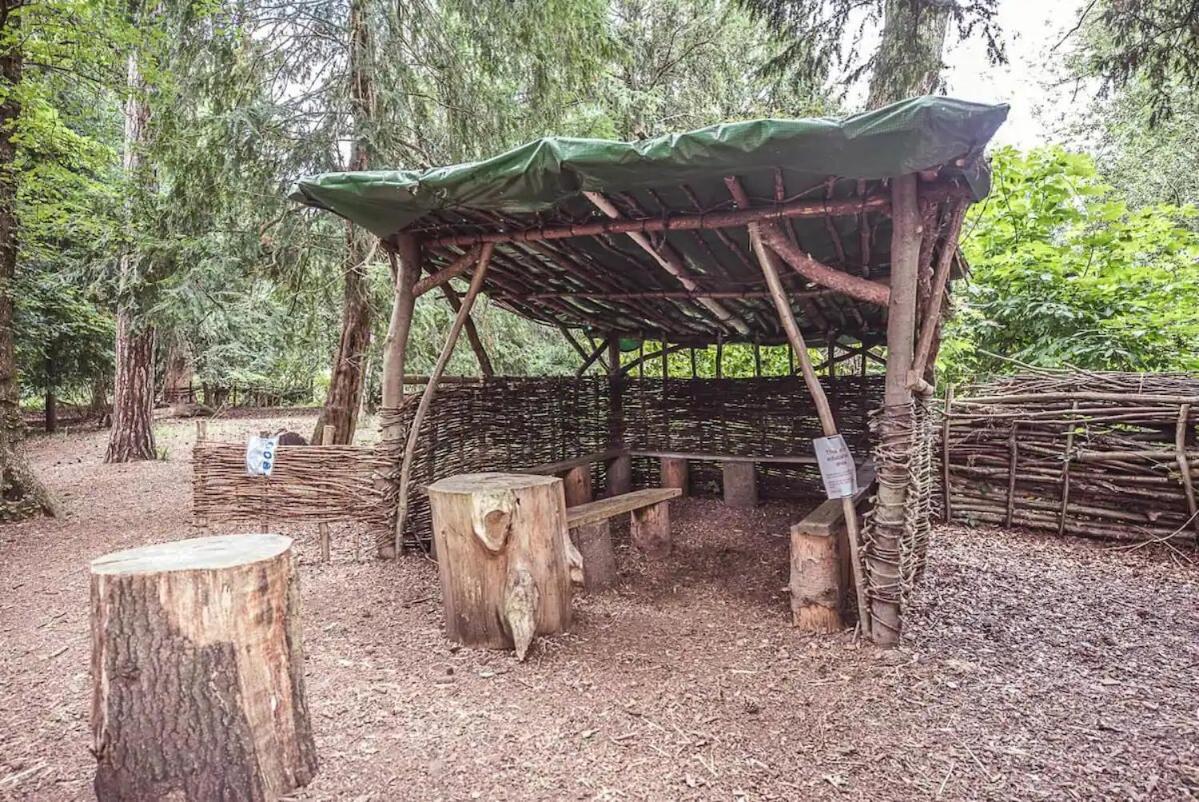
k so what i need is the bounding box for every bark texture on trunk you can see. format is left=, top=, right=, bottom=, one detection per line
left=106, top=50, right=156, bottom=463
left=867, top=0, right=950, bottom=108
left=315, top=0, right=376, bottom=445
left=106, top=312, right=157, bottom=462
left=428, top=473, right=573, bottom=661
left=90, top=534, right=318, bottom=801
left=0, top=8, right=55, bottom=519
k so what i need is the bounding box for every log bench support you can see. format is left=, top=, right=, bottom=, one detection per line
left=790, top=464, right=876, bottom=632
left=659, top=457, right=689, bottom=496
left=722, top=460, right=757, bottom=507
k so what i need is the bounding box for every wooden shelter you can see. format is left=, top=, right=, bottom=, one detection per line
left=290, top=96, right=1009, bottom=644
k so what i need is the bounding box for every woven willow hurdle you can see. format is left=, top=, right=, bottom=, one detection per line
left=944, top=372, right=1199, bottom=544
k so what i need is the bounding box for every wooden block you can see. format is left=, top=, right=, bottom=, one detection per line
left=562, top=464, right=593, bottom=507
left=571, top=521, right=617, bottom=591
left=659, top=457, right=689, bottom=496
left=631, top=500, right=671, bottom=559
left=789, top=528, right=844, bottom=632
left=722, top=460, right=757, bottom=507
left=607, top=453, right=632, bottom=496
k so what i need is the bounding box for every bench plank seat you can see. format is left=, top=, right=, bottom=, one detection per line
left=566, top=487, right=681, bottom=528
left=792, top=463, right=877, bottom=537
left=523, top=448, right=625, bottom=476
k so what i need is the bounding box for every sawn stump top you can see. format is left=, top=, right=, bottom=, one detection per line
left=90, top=533, right=293, bottom=575
left=427, top=472, right=561, bottom=494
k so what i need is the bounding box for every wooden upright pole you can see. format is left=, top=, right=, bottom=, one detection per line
left=870, top=173, right=922, bottom=646
left=727, top=177, right=870, bottom=636
left=439, top=282, right=494, bottom=378
left=393, top=244, right=494, bottom=555
left=379, top=235, right=421, bottom=557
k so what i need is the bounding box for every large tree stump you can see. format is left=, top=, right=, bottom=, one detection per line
left=631, top=500, right=671, bottom=558
left=562, top=465, right=617, bottom=591
left=428, top=473, right=573, bottom=660
left=89, top=534, right=317, bottom=802
left=789, top=529, right=844, bottom=632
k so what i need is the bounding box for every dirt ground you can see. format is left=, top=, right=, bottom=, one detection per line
left=2, top=411, right=1197, bottom=801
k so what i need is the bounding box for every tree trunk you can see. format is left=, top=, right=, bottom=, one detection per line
left=427, top=473, right=574, bottom=661
left=105, top=312, right=157, bottom=462
left=867, top=0, right=950, bottom=108
left=0, top=6, right=54, bottom=520
left=106, top=51, right=156, bottom=463
left=44, top=390, right=56, bottom=433
left=315, top=0, right=376, bottom=446
left=90, top=534, right=318, bottom=801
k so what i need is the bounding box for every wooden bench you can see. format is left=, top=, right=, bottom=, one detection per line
left=629, top=450, right=819, bottom=508
left=789, top=463, right=876, bottom=632
left=567, top=487, right=681, bottom=561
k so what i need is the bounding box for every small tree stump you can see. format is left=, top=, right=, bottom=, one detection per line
left=659, top=457, right=689, bottom=496
left=631, top=500, right=671, bottom=558
left=606, top=453, right=632, bottom=495
left=789, top=529, right=844, bottom=632
left=722, top=461, right=758, bottom=507
left=428, top=473, right=573, bottom=660
left=90, top=534, right=317, bottom=802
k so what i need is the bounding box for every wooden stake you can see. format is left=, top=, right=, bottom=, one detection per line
left=909, top=201, right=967, bottom=387
left=319, top=426, right=335, bottom=561
left=727, top=176, right=870, bottom=638
left=943, top=386, right=953, bottom=523
left=438, top=281, right=494, bottom=378
left=1006, top=424, right=1019, bottom=528
left=1175, top=404, right=1199, bottom=535
left=394, top=244, right=494, bottom=555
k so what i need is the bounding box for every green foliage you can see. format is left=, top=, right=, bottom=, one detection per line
left=942, top=146, right=1199, bottom=383
left=14, top=268, right=113, bottom=401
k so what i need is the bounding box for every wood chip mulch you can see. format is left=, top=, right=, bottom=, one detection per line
left=1, top=414, right=1196, bottom=800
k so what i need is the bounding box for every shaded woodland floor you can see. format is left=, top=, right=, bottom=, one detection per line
left=2, top=412, right=1198, bottom=800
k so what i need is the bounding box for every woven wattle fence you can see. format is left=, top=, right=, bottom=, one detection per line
left=624, top=375, right=883, bottom=497
left=944, top=372, right=1199, bottom=544
left=192, top=442, right=391, bottom=533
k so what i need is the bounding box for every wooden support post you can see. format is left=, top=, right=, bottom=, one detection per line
left=380, top=237, right=421, bottom=556
left=910, top=200, right=968, bottom=388
left=659, top=457, right=689, bottom=496
left=318, top=426, right=335, bottom=561
left=727, top=176, right=871, bottom=638
left=195, top=419, right=207, bottom=442
left=630, top=501, right=670, bottom=558
left=426, top=473, right=573, bottom=660
left=394, top=244, right=494, bottom=555
left=722, top=461, right=757, bottom=508
left=1006, top=424, right=1019, bottom=528
left=90, top=535, right=317, bottom=801
left=1175, top=404, right=1199, bottom=535
left=1058, top=401, right=1077, bottom=536
left=715, top=338, right=724, bottom=377
left=606, top=338, right=631, bottom=497
left=943, top=386, right=954, bottom=523
left=790, top=530, right=843, bottom=632
left=869, top=172, right=921, bottom=646
left=438, top=281, right=494, bottom=377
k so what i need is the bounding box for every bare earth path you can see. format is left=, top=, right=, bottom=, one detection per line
left=1, top=413, right=1197, bottom=801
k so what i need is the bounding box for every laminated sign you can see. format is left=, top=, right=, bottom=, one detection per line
left=245, top=435, right=279, bottom=477
left=812, top=435, right=857, bottom=499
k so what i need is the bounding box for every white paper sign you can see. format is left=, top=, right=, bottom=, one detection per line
left=245, top=436, right=279, bottom=477
left=813, top=435, right=857, bottom=499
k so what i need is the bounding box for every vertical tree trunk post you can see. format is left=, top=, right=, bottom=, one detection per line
left=726, top=175, right=872, bottom=638
left=630, top=500, right=671, bottom=559
left=90, top=534, right=318, bottom=801
left=378, top=237, right=421, bottom=558
left=870, top=173, right=922, bottom=646
left=722, top=461, right=757, bottom=508
left=319, top=426, right=335, bottom=561
left=394, top=245, right=494, bottom=555
left=659, top=457, right=689, bottom=496
left=790, top=529, right=843, bottom=632
left=427, top=473, right=573, bottom=660
left=563, top=464, right=617, bottom=591
left=606, top=338, right=631, bottom=496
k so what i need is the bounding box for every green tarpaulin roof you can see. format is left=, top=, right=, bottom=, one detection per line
left=289, top=96, right=1008, bottom=240
left=288, top=96, right=1008, bottom=346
